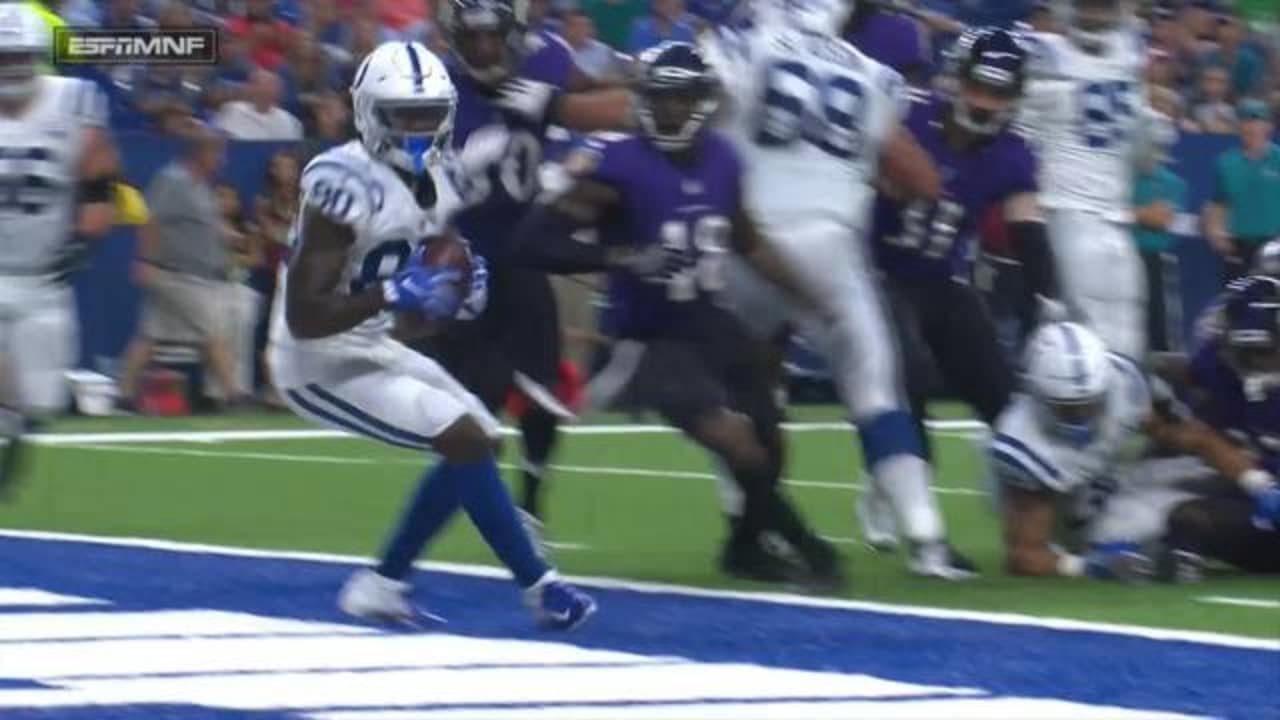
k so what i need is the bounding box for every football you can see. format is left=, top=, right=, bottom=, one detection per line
left=391, top=233, right=472, bottom=341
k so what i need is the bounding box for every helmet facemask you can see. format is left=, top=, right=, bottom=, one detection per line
left=1066, top=0, right=1124, bottom=55
left=954, top=76, right=1019, bottom=136
left=373, top=98, right=456, bottom=175
left=637, top=82, right=720, bottom=153
left=0, top=49, right=38, bottom=101
left=444, top=2, right=528, bottom=85
left=1038, top=393, right=1109, bottom=447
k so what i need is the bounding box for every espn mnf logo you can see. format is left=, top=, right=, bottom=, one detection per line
left=54, top=28, right=219, bottom=65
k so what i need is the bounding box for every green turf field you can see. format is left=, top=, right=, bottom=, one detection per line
left=5, top=405, right=1279, bottom=639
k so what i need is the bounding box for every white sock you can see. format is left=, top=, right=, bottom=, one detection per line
left=871, top=454, right=944, bottom=544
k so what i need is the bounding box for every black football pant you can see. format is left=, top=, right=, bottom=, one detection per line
left=1166, top=494, right=1280, bottom=574
left=884, top=276, right=1013, bottom=458
left=414, top=263, right=563, bottom=517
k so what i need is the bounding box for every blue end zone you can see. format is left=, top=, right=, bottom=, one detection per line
left=0, top=535, right=1275, bottom=720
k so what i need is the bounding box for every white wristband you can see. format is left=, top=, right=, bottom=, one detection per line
left=381, top=280, right=399, bottom=307
left=1238, top=469, right=1276, bottom=496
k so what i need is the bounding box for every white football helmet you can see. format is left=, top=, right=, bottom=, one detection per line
left=1055, top=0, right=1131, bottom=55
left=0, top=3, right=50, bottom=102
left=1024, top=321, right=1112, bottom=446
left=351, top=41, right=457, bottom=175
left=756, top=0, right=855, bottom=36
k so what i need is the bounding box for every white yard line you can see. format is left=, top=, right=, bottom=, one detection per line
left=48, top=442, right=984, bottom=497
left=0, top=528, right=1274, bottom=651
left=28, top=419, right=985, bottom=446
left=1195, top=596, right=1280, bottom=610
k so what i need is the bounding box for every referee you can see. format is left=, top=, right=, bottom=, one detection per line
left=1204, top=99, right=1280, bottom=282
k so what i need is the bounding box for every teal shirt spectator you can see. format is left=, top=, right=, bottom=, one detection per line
left=1213, top=142, right=1280, bottom=240
left=1133, top=167, right=1188, bottom=253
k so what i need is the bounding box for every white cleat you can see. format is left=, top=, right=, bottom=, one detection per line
left=338, top=569, right=439, bottom=627
left=908, top=541, right=980, bottom=581
left=856, top=482, right=900, bottom=553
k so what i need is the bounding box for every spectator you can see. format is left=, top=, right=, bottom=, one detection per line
left=626, top=0, right=695, bottom=55
left=1146, top=49, right=1179, bottom=92
left=213, top=68, right=304, bottom=140
left=1190, top=64, right=1239, bottom=134
left=127, top=0, right=210, bottom=132
left=1202, top=15, right=1266, bottom=100
left=580, top=0, right=646, bottom=51
left=562, top=10, right=625, bottom=83
left=204, top=30, right=257, bottom=113
left=217, top=184, right=264, bottom=397
left=1203, top=98, right=1280, bottom=281
left=281, top=34, right=343, bottom=132
left=1133, top=117, right=1187, bottom=352
left=100, top=0, right=153, bottom=28
left=1149, top=84, right=1193, bottom=132
left=250, top=151, right=300, bottom=404
left=1022, top=1, right=1057, bottom=33
left=117, top=124, right=247, bottom=410
left=226, top=0, right=298, bottom=71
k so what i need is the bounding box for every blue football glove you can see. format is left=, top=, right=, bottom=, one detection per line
left=382, top=263, right=463, bottom=319
left=456, top=254, right=489, bottom=321
left=1251, top=485, right=1280, bottom=531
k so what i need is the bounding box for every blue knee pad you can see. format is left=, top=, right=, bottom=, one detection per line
left=859, top=410, right=926, bottom=468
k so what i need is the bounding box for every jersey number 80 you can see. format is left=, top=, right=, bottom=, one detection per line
left=754, top=61, right=867, bottom=161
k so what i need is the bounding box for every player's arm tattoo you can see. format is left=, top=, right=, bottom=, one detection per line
left=730, top=204, right=831, bottom=320
left=554, top=88, right=636, bottom=132
left=75, top=127, right=119, bottom=238
left=511, top=178, right=630, bottom=273
left=876, top=122, right=942, bottom=202
left=1001, top=484, right=1063, bottom=577
left=284, top=207, right=388, bottom=339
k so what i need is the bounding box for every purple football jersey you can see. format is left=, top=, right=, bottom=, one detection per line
left=845, top=11, right=928, bottom=77
left=576, top=132, right=743, bottom=339
left=1190, top=339, right=1280, bottom=474
left=870, top=93, right=1038, bottom=282
left=449, top=31, right=575, bottom=259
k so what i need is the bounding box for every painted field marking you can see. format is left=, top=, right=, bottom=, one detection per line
left=0, top=589, right=108, bottom=608
left=48, top=442, right=985, bottom=497
left=29, top=419, right=986, bottom=447
left=0, top=529, right=1274, bottom=652
left=1196, top=596, right=1280, bottom=610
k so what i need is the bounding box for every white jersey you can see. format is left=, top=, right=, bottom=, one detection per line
left=700, top=21, right=907, bottom=233
left=0, top=75, right=108, bottom=279
left=1019, top=31, right=1146, bottom=222
left=268, top=141, right=464, bottom=355
left=989, top=352, right=1152, bottom=523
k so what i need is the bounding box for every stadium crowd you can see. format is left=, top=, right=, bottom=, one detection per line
left=23, top=0, right=1278, bottom=408
left=2, top=0, right=1279, bottom=599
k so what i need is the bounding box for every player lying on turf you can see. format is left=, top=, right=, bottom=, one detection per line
left=0, top=4, right=118, bottom=499
left=1140, top=276, right=1280, bottom=577
left=988, top=320, right=1161, bottom=580
left=266, top=39, right=594, bottom=629
left=695, top=0, right=976, bottom=579
left=859, top=27, right=1061, bottom=555
left=511, top=42, right=845, bottom=590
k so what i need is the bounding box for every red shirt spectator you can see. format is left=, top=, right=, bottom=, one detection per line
left=226, top=0, right=296, bottom=70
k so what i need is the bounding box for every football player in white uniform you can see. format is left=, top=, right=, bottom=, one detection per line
left=698, top=0, right=976, bottom=578
left=267, top=40, right=594, bottom=629
left=1018, top=0, right=1154, bottom=358
left=0, top=4, right=117, bottom=496
left=988, top=321, right=1159, bottom=579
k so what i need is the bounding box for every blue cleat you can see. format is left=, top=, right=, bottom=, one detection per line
left=524, top=572, right=597, bottom=631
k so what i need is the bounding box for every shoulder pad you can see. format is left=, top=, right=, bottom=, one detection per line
left=299, top=152, right=381, bottom=227
left=990, top=430, right=1063, bottom=492
left=1022, top=33, right=1064, bottom=80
